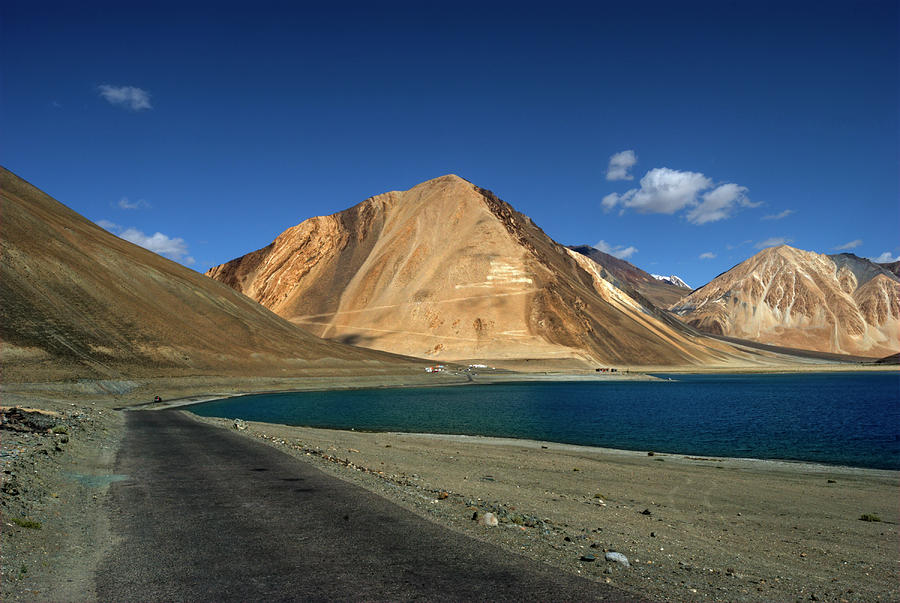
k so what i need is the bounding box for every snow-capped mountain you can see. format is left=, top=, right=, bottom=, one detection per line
left=651, top=274, right=691, bottom=289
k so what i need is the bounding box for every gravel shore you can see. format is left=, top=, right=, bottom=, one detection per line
left=197, top=416, right=898, bottom=603
left=2, top=376, right=897, bottom=602
left=1, top=398, right=122, bottom=602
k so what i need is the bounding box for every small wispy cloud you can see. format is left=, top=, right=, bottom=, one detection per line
left=699, top=252, right=716, bottom=260
left=606, top=150, right=638, bottom=181
left=98, top=85, right=152, bottom=111
left=755, top=237, right=793, bottom=249
left=726, top=239, right=753, bottom=251
left=601, top=192, right=620, bottom=210
left=762, top=209, right=795, bottom=221
left=95, top=219, right=120, bottom=231
left=594, top=240, right=638, bottom=259
left=833, top=239, right=862, bottom=251
left=872, top=251, right=899, bottom=263
left=117, top=197, right=150, bottom=210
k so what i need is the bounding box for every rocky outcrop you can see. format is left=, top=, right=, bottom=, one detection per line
left=0, top=167, right=419, bottom=382
left=207, top=175, right=748, bottom=366
left=670, top=246, right=900, bottom=357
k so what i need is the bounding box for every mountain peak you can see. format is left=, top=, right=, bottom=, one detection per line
left=207, top=178, right=744, bottom=366
left=651, top=274, right=691, bottom=289
left=411, top=173, right=472, bottom=189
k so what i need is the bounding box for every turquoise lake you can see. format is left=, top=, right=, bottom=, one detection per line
left=189, top=372, right=900, bottom=470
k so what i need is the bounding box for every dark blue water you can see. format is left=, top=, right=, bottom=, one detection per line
left=190, top=372, right=900, bottom=470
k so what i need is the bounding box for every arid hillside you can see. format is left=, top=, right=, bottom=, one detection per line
left=878, top=260, right=900, bottom=278
left=670, top=245, right=900, bottom=357
left=208, top=175, right=761, bottom=367
left=568, top=245, right=691, bottom=308
left=0, top=167, right=422, bottom=382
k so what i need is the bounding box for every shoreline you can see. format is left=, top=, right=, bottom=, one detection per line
left=196, top=414, right=899, bottom=602
left=375, top=432, right=900, bottom=476
left=2, top=375, right=897, bottom=602
left=135, top=370, right=662, bottom=411
left=157, top=369, right=899, bottom=473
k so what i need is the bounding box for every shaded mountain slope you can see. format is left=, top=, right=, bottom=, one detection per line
left=670, top=245, right=900, bottom=357
left=568, top=245, right=691, bottom=308
left=0, top=168, right=421, bottom=382
left=208, top=175, right=755, bottom=366
left=877, top=260, right=899, bottom=278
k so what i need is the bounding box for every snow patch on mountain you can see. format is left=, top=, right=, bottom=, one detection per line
left=652, top=274, right=691, bottom=289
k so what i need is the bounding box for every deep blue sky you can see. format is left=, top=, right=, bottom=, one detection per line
left=2, top=0, right=897, bottom=286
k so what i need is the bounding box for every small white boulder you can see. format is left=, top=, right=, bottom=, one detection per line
left=478, top=512, right=499, bottom=527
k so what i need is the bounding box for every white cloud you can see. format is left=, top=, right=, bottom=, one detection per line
left=687, top=183, right=749, bottom=225
left=606, top=150, right=637, bottom=181
left=95, top=219, right=120, bottom=231
left=594, top=240, right=638, bottom=259
left=601, top=166, right=758, bottom=225
left=622, top=168, right=711, bottom=214
left=833, top=239, right=863, bottom=251
left=117, top=197, right=150, bottom=210
left=601, top=192, right=620, bottom=210
left=699, top=252, right=716, bottom=260
left=98, top=85, right=152, bottom=111
left=872, top=252, right=899, bottom=263
left=96, top=220, right=193, bottom=264
left=726, top=239, right=753, bottom=250
left=755, top=237, right=793, bottom=249
left=762, top=209, right=795, bottom=221
left=118, top=228, right=189, bottom=261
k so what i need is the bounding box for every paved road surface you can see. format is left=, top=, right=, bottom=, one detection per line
left=97, top=411, right=643, bottom=601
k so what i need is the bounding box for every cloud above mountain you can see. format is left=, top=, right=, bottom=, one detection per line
left=872, top=251, right=899, bottom=263
left=95, top=219, right=193, bottom=264
left=755, top=236, right=793, bottom=249
left=762, top=209, right=795, bottom=220
left=834, top=239, right=862, bottom=250
left=602, top=167, right=757, bottom=224
left=594, top=239, right=638, bottom=259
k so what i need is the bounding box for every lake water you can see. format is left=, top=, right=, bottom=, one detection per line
left=189, top=372, right=900, bottom=470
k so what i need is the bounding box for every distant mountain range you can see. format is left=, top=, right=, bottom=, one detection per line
left=0, top=167, right=420, bottom=382
left=207, top=175, right=756, bottom=367
left=670, top=245, right=900, bottom=357
left=566, top=246, right=690, bottom=308
left=4, top=166, right=893, bottom=383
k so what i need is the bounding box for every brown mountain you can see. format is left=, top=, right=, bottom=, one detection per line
left=568, top=245, right=691, bottom=308
left=0, top=167, right=420, bottom=382
left=877, top=260, right=900, bottom=278
left=207, top=175, right=756, bottom=367
left=670, top=245, right=900, bottom=357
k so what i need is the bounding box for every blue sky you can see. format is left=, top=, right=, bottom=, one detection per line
left=2, top=0, right=897, bottom=287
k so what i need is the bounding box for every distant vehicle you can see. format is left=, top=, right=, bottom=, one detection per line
left=153, top=395, right=162, bottom=403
